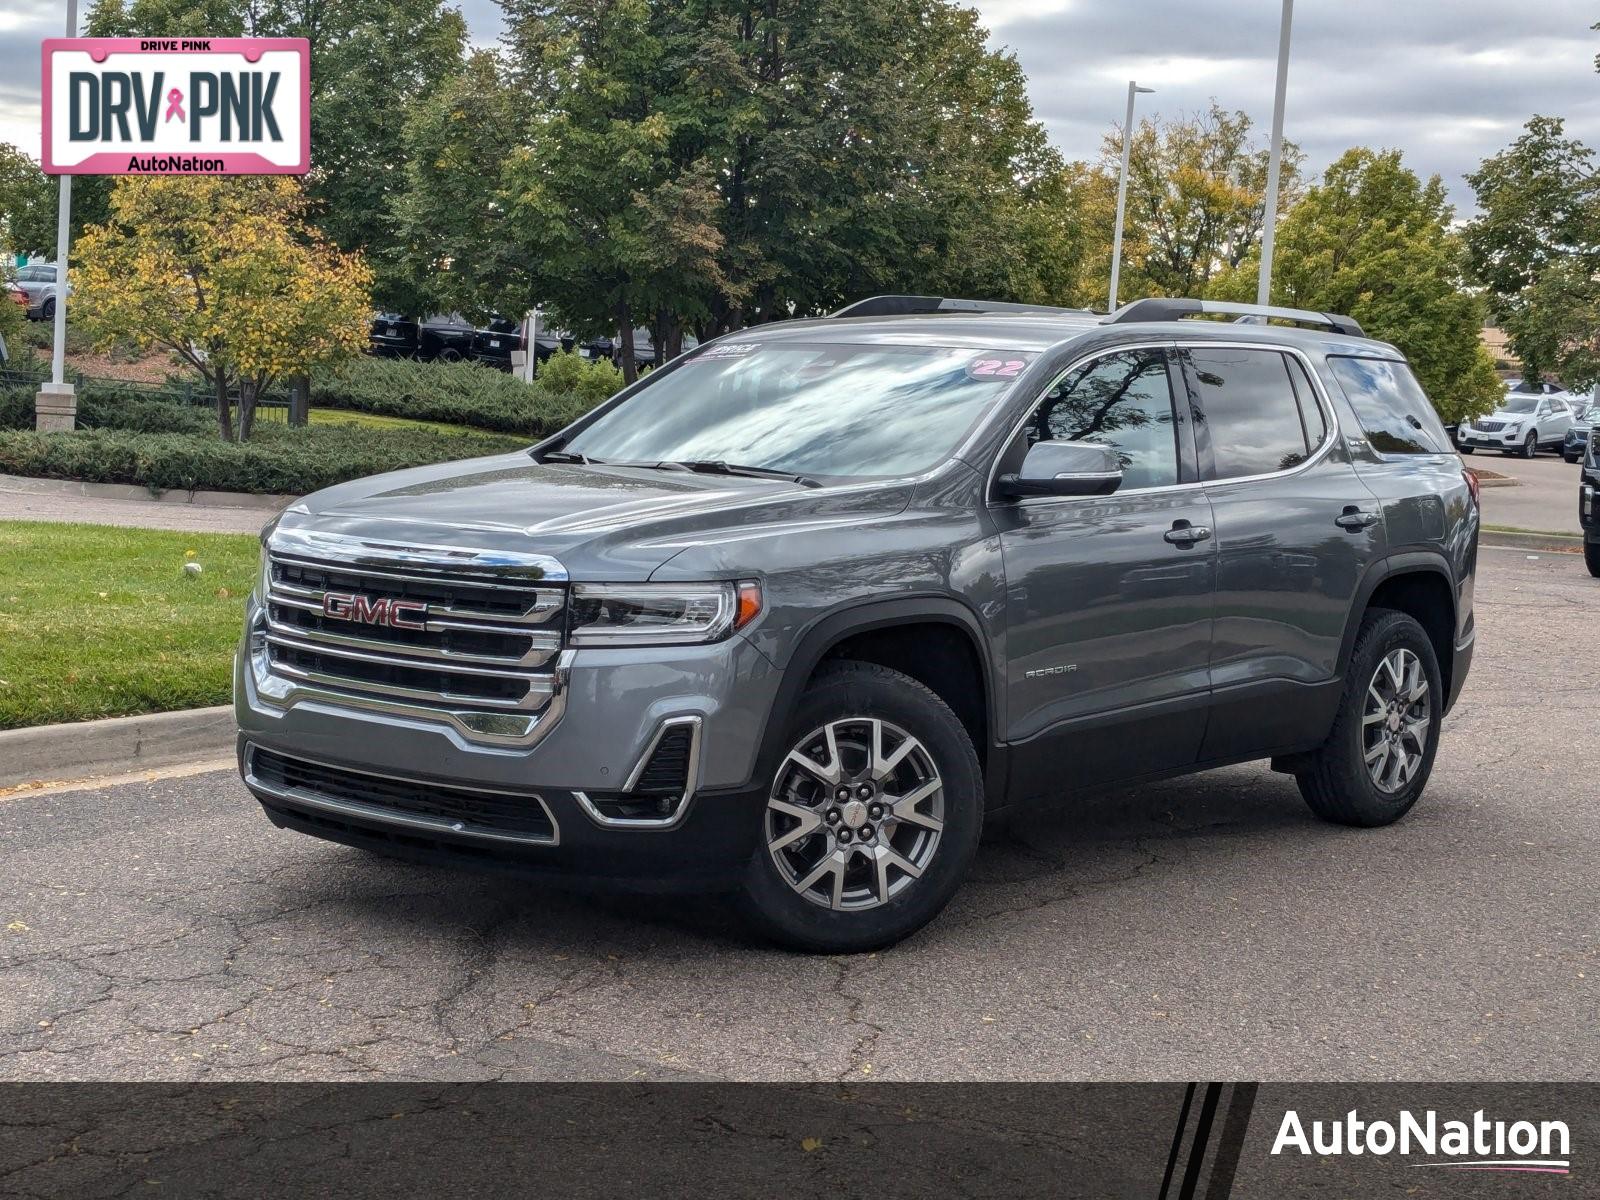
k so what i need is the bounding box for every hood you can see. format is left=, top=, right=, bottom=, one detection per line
left=271, top=451, right=912, bottom=580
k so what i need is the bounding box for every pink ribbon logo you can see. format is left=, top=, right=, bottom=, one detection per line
left=164, top=88, right=185, bottom=123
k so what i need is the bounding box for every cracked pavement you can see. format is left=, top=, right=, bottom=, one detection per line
left=1, top=546, right=1595, bottom=1082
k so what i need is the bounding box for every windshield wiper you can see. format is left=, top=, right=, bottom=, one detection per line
left=669, top=460, right=822, bottom=488
left=537, top=449, right=602, bottom=465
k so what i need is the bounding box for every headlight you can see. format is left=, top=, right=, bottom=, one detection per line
left=256, top=544, right=271, bottom=604
left=1501, top=422, right=1521, bottom=434
left=568, top=580, right=762, bottom=646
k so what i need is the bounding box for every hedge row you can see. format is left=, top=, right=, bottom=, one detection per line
left=0, top=421, right=528, bottom=495
left=310, top=356, right=605, bottom=435
left=1, top=381, right=216, bottom=435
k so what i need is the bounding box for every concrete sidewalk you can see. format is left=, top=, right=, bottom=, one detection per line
left=0, top=473, right=290, bottom=535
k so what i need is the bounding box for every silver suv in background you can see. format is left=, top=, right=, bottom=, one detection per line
left=237, top=295, right=1478, bottom=951
left=11, top=262, right=68, bottom=321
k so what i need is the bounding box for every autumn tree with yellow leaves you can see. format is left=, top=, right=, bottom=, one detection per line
left=74, top=177, right=372, bottom=441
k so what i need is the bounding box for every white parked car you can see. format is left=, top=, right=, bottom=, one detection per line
left=1458, top=381, right=1575, bottom=458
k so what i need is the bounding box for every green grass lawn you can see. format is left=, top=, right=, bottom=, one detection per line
left=0, top=521, right=258, bottom=729
left=307, top=407, right=503, bottom=439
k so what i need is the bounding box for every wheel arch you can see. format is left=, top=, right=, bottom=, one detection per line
left=1339, top=553, right=1458, bottom=704
left=751, top=596, right=1006, bottom=804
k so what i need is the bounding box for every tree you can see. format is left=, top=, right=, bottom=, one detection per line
left=0, top=144, right=58, bottom=259
left=85, top=0, right=468, bottom=309
left=1079, top=102, right=1302, bottom=305
left=1215, top=148, right=1500, bottom=424
left=74, top=177, right=372, bottom=440
left=1465, top=116, right=1600, bottom=386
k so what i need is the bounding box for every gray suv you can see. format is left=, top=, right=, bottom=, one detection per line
left=236, top=295, right=1479, bottom=952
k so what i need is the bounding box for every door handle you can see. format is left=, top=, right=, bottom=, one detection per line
left=1164, top=521, right=1213, bottom=546
left=1335, top=506, right=1380, bottom=531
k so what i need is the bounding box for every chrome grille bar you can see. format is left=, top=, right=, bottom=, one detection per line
left=255, top=534, right=570, bottom=746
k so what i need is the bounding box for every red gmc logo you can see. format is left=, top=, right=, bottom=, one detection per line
left=321, top=591, right=427, bottom=630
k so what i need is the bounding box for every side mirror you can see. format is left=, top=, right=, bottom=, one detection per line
left=997, top=440, right=1123, bottom=499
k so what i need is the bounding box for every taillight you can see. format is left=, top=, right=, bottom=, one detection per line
left=1463, top=465, right=1480, bottom=508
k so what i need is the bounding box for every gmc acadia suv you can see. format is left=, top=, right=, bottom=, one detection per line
left=236, top=295, right=1478, bottom=952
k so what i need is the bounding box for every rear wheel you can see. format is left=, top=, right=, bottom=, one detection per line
left=1295, top=610, right=1441, bottom=828
left=437, top=346, right=464, bottom=363
left=1586, top=540, right=1600, bottom=578
left=739, top=662, right=983, bottom=952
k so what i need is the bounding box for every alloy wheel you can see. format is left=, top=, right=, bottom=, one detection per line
left=765, top=717, right=944, bottom=911
left=1362, top=648, right=1430, bottom=794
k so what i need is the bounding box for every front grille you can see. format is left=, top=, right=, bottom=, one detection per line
left=249, top=747, right=557, bottom=843
left=1474, top=420, right=1506, bottom=433
left=261, top=546, right=566, bottom=730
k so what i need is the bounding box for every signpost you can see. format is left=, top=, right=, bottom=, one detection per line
left=36, top=32, right=310, bottom=431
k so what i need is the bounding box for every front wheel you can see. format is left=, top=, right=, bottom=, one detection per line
left=1295, top=610, right=1442, bottom=828
left=1564, top=452, right=1579, bottom=464
left=41, top=297, right=55, bottom=321
left=738, top=662, right=983, bottom=953
left=1586, top=540, right=1600, bottom=578
left=1520, top=431, right=1538, bottom=458
left=1459, top=445, right=1475, bottom=455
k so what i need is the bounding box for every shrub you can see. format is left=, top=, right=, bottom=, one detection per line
left=536, top=349, right=625, bottom=405
left=0, top=421, right=527, bottom=495
left=0, top=377, right=214, bottom=435
left=312, top=356, right=603, bottom=435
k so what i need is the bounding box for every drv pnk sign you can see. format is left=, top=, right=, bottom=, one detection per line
left=42, top=38, right=309, bottom=175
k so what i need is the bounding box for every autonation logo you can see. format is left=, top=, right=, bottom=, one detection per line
left=1272, top=1109, right=1571, bottom=1175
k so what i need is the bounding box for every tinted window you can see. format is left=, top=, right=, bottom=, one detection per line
left=1187, top=348, right=1313, bottom=479
left=1288, top=356, right=1328, bottom=446
left=1023, top=349, right=1179, bottom=489
left=1327, top=356, right=1447, bottom=454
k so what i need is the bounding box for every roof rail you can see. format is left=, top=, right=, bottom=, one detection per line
left=1105, top=298, right=1366, bottom=338
left=830, top=295, right=1095, bottom=319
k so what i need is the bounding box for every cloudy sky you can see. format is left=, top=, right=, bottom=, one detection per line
left=4, top=0, right=1597, bottom=213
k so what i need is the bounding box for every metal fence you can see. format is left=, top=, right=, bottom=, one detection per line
left=0, top=365, right=291, bottom=424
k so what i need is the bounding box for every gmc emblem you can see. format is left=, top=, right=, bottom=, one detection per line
left=321, top=591, right=428, bottom=630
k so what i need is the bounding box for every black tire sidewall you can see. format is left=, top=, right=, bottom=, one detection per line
left=1586, top=540, right=1600, bottom=578
left=1315, top=611, right=1443, bottom=826
left=739, top=663, right=983, bottom=953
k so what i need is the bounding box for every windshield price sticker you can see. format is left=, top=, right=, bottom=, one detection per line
left=966, top=353, right=1029, bottom=380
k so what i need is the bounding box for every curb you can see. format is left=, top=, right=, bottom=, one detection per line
left=1480, top=528, right=1585, bottom=553
left=0, top=706, right=236, bottom=790
left=0, top=472, right=297, bottom=511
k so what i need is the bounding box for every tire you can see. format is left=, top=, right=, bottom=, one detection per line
left=41, top=297, right=55, bottom=321
left=738, top=661, right=984, bottom=953
left=437, top=347, right=463, bottom=363
left=1586, top=540, right=1600, bottom=578
left=1520, top=431, right=1538, bottom=458
left=1459, top=446, right=1474, bottom=455
left=1295, top=610, right=1442, bottom=828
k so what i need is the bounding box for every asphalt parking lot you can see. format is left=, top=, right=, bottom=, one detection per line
left=1469, top=447, right=1583, bottom=534
left=2, top=545, right=1595, bottom=1083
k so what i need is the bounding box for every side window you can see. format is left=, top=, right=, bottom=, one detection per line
left=1326, top=355, right=1446, bottom=455
left=1287, top=355, right=1328, bottom=447
left=1186, top=347, right=1313, bottom=479
left=1022, top=348, right=1179, bottom=490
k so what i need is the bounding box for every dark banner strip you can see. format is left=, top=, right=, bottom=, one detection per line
left=0, top=1083, right=1591, bottom=1199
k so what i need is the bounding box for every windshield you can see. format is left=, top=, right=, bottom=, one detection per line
left=1499, top=395, right=1538, bottom=414
left=560, top=341, right=1035, bottom=479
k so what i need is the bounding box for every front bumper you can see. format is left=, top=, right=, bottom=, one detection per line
left=235, top=596, right=782, bottom=887
left=1458, top=428, right=1524, bottom=449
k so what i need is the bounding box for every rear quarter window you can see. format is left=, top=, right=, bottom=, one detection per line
left=1326, top=355, right=1448, bottom=455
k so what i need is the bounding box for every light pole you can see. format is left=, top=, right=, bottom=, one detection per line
left=1256, top=0, right=1294, bottom=306
left=36, top=0, right=79, bottom=433
left=1108, top=81, right=1154, bottom=314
